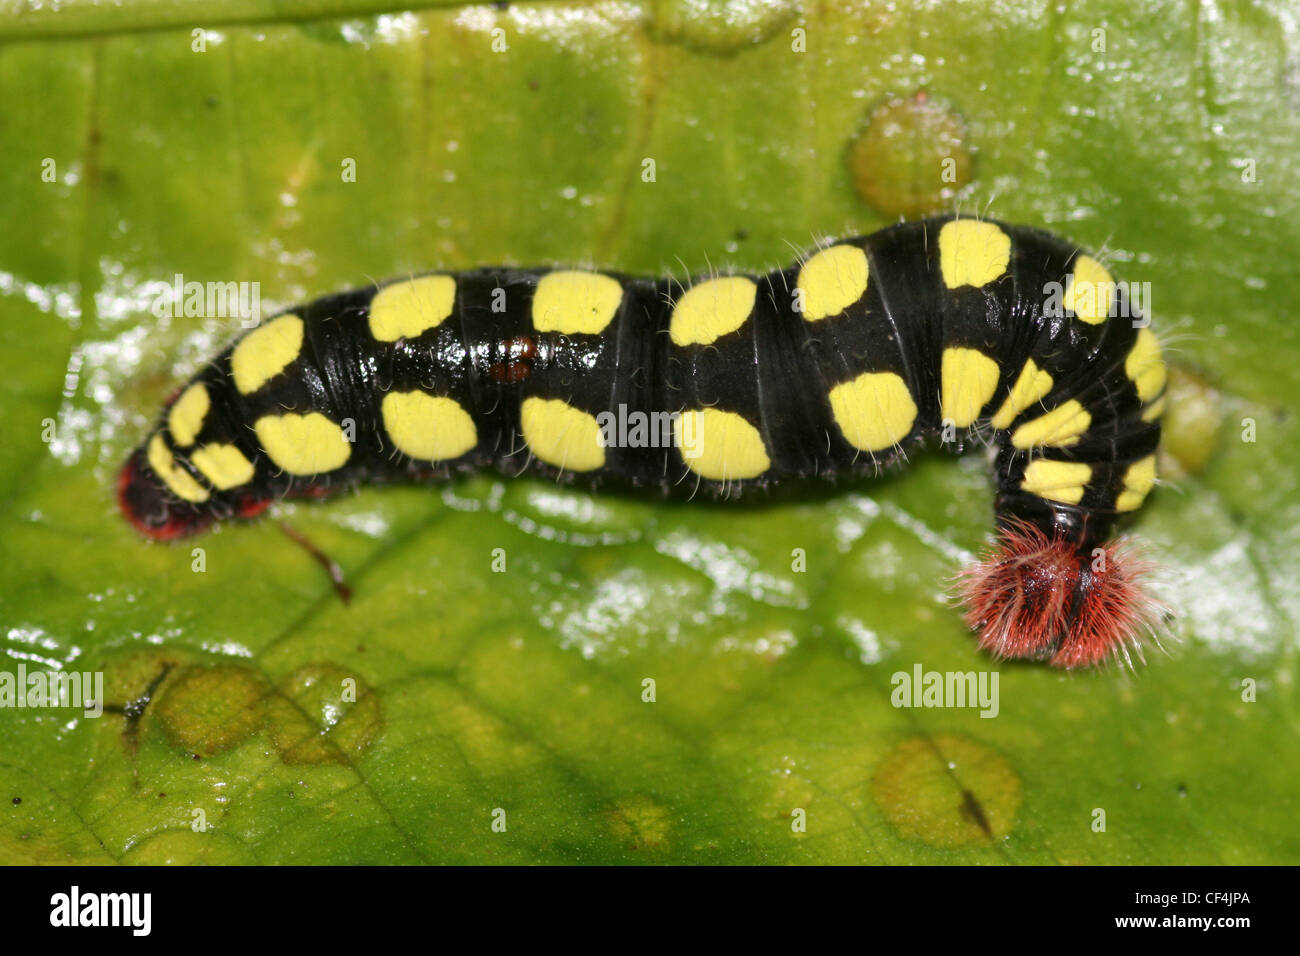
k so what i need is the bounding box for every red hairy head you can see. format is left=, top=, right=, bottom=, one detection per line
left=957, top=521, right=1160, bottom=668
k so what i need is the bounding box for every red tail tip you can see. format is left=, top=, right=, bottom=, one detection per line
left=117, top=451, right=215, bottom=540
left=956, top=522, right=1161, bottom=668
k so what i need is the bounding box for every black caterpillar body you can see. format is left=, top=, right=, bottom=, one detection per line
left=121, top=215, right=1164, bottom=573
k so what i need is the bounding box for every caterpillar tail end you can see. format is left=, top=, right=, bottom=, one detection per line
left=957, top=522, right=1161, bottom=669
left=117, top=449, right=215, bottom=541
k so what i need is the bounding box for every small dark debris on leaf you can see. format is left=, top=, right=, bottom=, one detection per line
left=959, top=788, right=993, bottom=837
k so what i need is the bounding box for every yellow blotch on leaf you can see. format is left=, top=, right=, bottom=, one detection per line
left=938, top=220, right=1011, bottom=289
left=675, top=408, right=770, bottom=480
left=1020, top=459, right=1093, bottom=505
left=156, top=665, right=269, bottom=757
left=872, top=734, right=1022, bottom=848
left=669, top=276, right=757, bottom=346
left=168, top=383, right=209, bottom=447
left=231, top=314, right=304, bottom=395
left=828, top=371, right=918, bottom=452
left=796, top=244, right=869, bottom=321
left=1011, top=399, right=1091, bottom=449
left=147, top=434, right=209, bottom=502
left=190, top=443, right=255, bottom=490
left=267, top=663, right=382, bottom=764
left=381, top=390, right=478, bottom=462
left=369, top=275, right=457, bottom=342
left=990, top=359, right=1054, bottom=431
left=531, top=271, right=624, bottom=335
left=940, top=347, right=1000, bottom=427
left=254, top=412, right=351, bottom=475
left=521, top=397, right=605, bottom=472
left=607, top=794, right=671, bottom=852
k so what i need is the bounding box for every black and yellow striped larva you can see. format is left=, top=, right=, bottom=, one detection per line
left=120, top=215, right=1167, bottom=667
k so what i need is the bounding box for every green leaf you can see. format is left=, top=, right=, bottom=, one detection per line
left=2, top=0, right=1298, bottom=865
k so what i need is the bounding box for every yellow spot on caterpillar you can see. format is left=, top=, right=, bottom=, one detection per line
left=147, top=434, right=209, bottom=503
left=369, top=275, right=457, bottom=342
left=669, top=276, right=757, bottom=346
left=940, top=347, right=1000, bottom=427
left=1064, top=255, right=1114, bottom=325
left=1115, top=454, right=1157, bottom=512
left=190, top=443, right=255, bottom=490
left=521, top=397, right=605, bottom=472
left=381, top=390, right=478, bottom=462
left=796, top=244, right=869, bottom=321
left=990, top=359, right=1054, bottom=431
left=1020, top=459, right=1092, bottom=505
left=828, top=371, right=918, bottom=452
left=231, top=314, right=304, bottom=395
left=254, top=412, right=351, bottom=475
left=1126, top=327, right=1167, bottom=402
left=938, top=220, right=1011, bottom=289
left=531, top=271, right=624, bottom=335
left=1011, top=400, right=1091, bottom=449
left=168, top=383, right=209, bottom=447
left=675, top=408, right=770, bottom=480
left=1141, top=393, right=1167, bottom=423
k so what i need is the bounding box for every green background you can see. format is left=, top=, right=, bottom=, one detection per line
left=1, top=0, right=1297, bottom=864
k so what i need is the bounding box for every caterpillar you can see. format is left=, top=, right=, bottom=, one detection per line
left=119, top=215, right=1167, bottom=668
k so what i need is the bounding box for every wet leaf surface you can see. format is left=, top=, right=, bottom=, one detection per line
left=1, top=0, right=1297, bottom=864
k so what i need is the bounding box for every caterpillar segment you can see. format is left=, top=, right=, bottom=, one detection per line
left=120, top=216, right=1167, bottom=667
